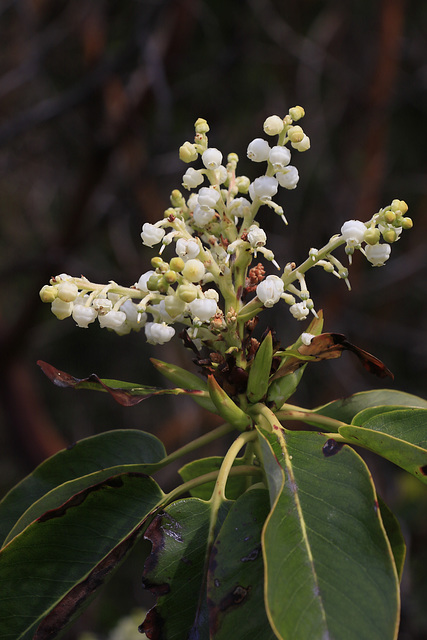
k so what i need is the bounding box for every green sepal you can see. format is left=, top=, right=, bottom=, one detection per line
left=207, top=375, right=252, bottom=431
left=247, top=332, right=273, bottom=403
left=151, top=358, right=216, bottom=412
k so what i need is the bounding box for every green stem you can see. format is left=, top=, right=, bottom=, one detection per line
left=275, top=409, right=348, bottom=433
left=162, top=464, right=262, bottom=506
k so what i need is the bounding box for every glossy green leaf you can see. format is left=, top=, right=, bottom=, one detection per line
left=313, top=389, right=427, bottom=425
left=258, top=427, right=399, bottom=640
left=0, top=472, right=163, bottom=640
left=0, top=429, right=165, bottom=547
left=178, top=456, right=251, bottom=500
left=140, top=498, right=230, bottom=640
left=339, top=409, right=427, bottom=483
left=378, top=496, right=406, bottom=582
left=266, top=364, right=306, bottom=411
left=150, top=358, right=216, bottom=412
left=207, top=487, right=276, bottom=640
left=247, top=332, right=273, bottom=403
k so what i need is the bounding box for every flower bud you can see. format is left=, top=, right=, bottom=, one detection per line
left=194, top=118, right=209, bottom=134
left=384, top=211, right=396, bottom=224
left=227, top=152, right=239, bottom=163
left=57, top=281, right=78, bottom=302
left=179, top=141, right=198, bottom=163
left=151, top=256, right=168, bottom=271
left=263, top=115, right=284, bottom=136
left=182, top=259, right=206, bottom=282
left=247, top=138, right=270, bottom=162
left=235, top=176, right=251, bottom=193
left=401, top=217, right=413, bottom=229
left=169, top=257, right=185, bottom=272
left=164, top=270, right=177, bottom=284
left=382, top=228, right=397, bottom=243
left=289, top=106, right=305, bottom=121
left=39, top=285, right=57, bottom=303
left=291, top=134, right=310, bottom=152
left=137, top=270, right=155, bottom=292
left=364, top=228, right=381, bottom=245
left=164, top=295, right=187, bottom=318
left=287, top=125, right=304, bottom=143
left=177, top=283, right=198, bottom=302
left=202, top=148, right=223, bottom=170
left=147, top=274, right=163, bottom=291
left=170, top=189, right=185, bottom=207
left=51, top=298, right=73, bottom=320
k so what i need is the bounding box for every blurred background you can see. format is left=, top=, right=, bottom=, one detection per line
left=0, top=0, right=426, bottom=637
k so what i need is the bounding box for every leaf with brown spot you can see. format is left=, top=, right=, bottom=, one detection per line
left=298, top=333, right=394, bottom=379
left=0, top=472, right=163, bottom=639
left=37, top=360, right=210, bottom=406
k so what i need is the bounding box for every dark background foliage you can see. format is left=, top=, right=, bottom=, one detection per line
left=0, top=0, right=426, bottom=637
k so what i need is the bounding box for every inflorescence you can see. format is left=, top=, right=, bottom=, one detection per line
left=40, top=107, right=412, bottom=353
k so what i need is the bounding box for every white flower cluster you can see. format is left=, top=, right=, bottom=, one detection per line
left=40, top=108, right=412, bottom=352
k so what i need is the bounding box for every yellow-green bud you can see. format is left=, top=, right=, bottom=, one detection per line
left=164, top=270, right=177, bottom=284
left=170, top=190, right=185, bottom=207
left=287, top=125, right=304, bottom=143
left=364, top=228, right=381, bottom=245
left=177, top=283, right=198, bottom=302
left=169, top=257, right=185, bottom=272
left=164, top=295, right=186, bottom=318
left=39, top=284, right=58, bottom=303
left=289, top=105, right=305, bottom=121
left=57, top=281, right=78, bottom=302
left=179, top=141, right=198, bottom=163
left=194, top=118, right=209, bottom=134
left=164, top=207, right=176, bottom=218
left=384, top=211, right=396, bottom=224
left=391, top=199, right=408, bottom=214
left=227, top=152, right=239, bottom=163
left=401, top=217, right=413, bottom=229
left=236, top=176, right=251, bottom=193
left=147, top=274, right=163, bottom=291
left=151, top=256, right=168, bottom=272
left=382, top=228, right=397, bottom=243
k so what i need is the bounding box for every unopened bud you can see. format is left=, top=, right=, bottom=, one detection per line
left=287, top=125, right=304, bottom=143
left=170, top=190, right=185, bottom=208
left=169, top=257, right=185, bottom=272
left=163, top=270, right=177, bottom=284
left=194, top=118, right=209, bottom=134
left=382, top=229, right=397, bottom=243
left=57, top=281, right=78, bottom=302
left=401, top=217, right=413, bottom=229
left=289, top=106, right=305, bottom=121
left=179, top=141, right=198, bottom=163
left=177, top=283, right=198, bottom=303
left=384, top=211, right=396, bottom=224
left=364, top=228, right=381, bottom=245
left=40, top=285, right=57, bottom=303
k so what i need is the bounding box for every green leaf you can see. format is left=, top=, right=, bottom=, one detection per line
left=247, top=332, right=273, bottom=403
left=266, top=364, right=306, bottom=411
left=313, top=389, right=427, bottom=424
left=150, top=358, right=216, bottom=412
left=179, top=456, right=251, bottom=501
left=207, top=487, right=276, bottom=639
left=339, top=408, right=427, bottom=483
left=0, top=473, right=163, bottom=640
left=258, top=427, right=399, bottom=640
left=140, top=498, right=230, bottom=640
left=378, top=496, right=406, bottom=582
left=0, top=429, right=165, bottom=547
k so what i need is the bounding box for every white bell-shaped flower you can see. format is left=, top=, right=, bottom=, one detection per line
left=247, top=225, right=267, bottom=247
left=341, top=220, right=366, bottom=246
left=364, top=243, right=391, bottom=266
left=141, top=223, right=165, bottom=247
left=72, top=305, right=97, bottom=328
left=93, top=297, right=113, bottom=315
left=189, top=298, right=218, bottom=322
left=276, top=166, right=299, bottom=190
left=247, top=138, right=270, bottom=162
left=291, top=134, right=310, bottom=152
left=198, top=187, right=221, bottom=209
left=250, top=176, right=279, bottom=200
left=269, top=146, right=291, bottom=171
left=98, top=310, right=127, bottom=330
left=51, top=298, right=73, bottom=320
left=57, top=281, right=78, bottom=302
left=176, top=238, right=200, bottom=261
left=182, top=167, right=204, bottom=189
left=256, top=275, right=284, bottom=307
left=145, top=322, right=175, bottom=345
left=289, top=301, right=309, bottom=320
left=202, top=148, right=223, bottom=170
left=193, top=204, right=216, bottom=226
